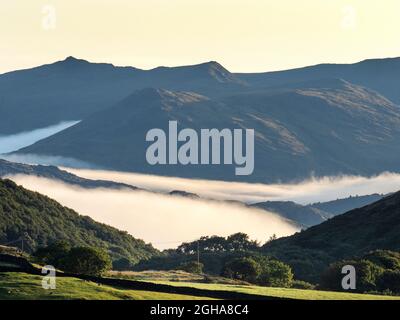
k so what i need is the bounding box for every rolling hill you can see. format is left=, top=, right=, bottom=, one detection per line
left=251, top=201, right=332, bottom=228
left=2, top=56, right=400, bottom=136
left=0, top=159, right=140, bottom=191
left=262, top=191, right=400, bottom=282
left=0, top=178, right=159, bottom=264
left=310, top=194, right=385, bottom=216
left=238, top=57, right=400, bottom=104
left=17, top=79, right=400, bottom=182
left=0, top=57, right=246, bottom=135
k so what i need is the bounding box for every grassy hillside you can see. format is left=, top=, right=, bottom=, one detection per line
left=263, top=191, right=400, bottom=282
left=0, top=272, right=209, bottom=300
left=0, top=179, right=159, bottom=264
left=145, top=281, right=400, bottom=300
left=2, top=272, right=398, bottom=300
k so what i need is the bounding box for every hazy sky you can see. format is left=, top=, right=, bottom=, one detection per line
left=1, top=0, right=400, bottom=73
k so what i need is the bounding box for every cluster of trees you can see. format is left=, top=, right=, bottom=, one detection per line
left=320, top=250, right=400, bottom=294
left=177, top=233, right=260, bottom=254
left=34, top=241, right=112, bottom=276
left=221, top=255, right=293, bottom=288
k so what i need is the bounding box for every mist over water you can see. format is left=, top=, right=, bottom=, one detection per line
left=0, top=121, right=80, bottom=154
left=7, top=175, right=299, bottom=249
left=65, top=168, right=400, bottom=205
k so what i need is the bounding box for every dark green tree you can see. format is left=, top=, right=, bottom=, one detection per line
left=257, top=259, right=293, bottom=288
left=34, top=240, right=71, bottom=265
left=320, top=260, right=384, bottom=293
left=179, top=261, right=204, bottom=274
left=221, top=257, right=261, bottom=282
left=60, top=247, right=112, bottom=276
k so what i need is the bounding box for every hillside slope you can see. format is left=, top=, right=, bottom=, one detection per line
left=252, top=201, right=332, bottom=228
left=0, top=159, right=139, bottom=190
left=238, top=57, right=400, bottom=104
left=0, top=179, right=158, bottom=264
left=262, top=191, right=400, bottom=282
left=18, top=80, right=400, bottom=182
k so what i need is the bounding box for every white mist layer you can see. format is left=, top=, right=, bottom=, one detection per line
left=0, top=121, right=80, bottom=154
left=65, top=168, right=400, bottom=205
left=7, top=175, right=299, bottom=250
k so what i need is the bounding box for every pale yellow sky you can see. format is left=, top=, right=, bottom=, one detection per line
left=1, top=0, right=400, bottom=73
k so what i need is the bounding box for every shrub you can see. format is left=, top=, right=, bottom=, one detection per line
left=291, top=280, right=315, bottom=290
left=222, top=255, right=293, bottom=287
left=179, top=261, right=204, bottom=274
left=257, top=259, right=293, bottom=288
left=34, top=240, right=71, bottom=265
left=221, top=257, right=261, bottom=283
left=112, top=257, right=135, bottom=271
left=377, top=270, right=400, bottom=294
left=320, top=260, right=384, bottom=293
left=59, top=247, right=112, bottom=276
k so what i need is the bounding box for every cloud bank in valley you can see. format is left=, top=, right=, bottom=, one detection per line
left=7, top=175, right=298, bottom=250
left=0, top=121, right=79, bottom=154
left=65, top=168, right=400, bottom=205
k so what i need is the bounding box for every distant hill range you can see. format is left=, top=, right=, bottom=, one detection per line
left=0, top=57, right=246, bottom=135
left=262, top=191, right=400, bottom=282
left=309, top=193, right=385, bottom=216
left=3, top=57, right=400, bottom=182
left=251, top=201, right=333, bottom=228
left=251, top=193, right=386, bottom=228
left=0, top=178, right=159, bottom=265
left=0, top=159, right=139, bottom=191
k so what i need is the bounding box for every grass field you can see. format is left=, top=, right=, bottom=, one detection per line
left=107, top=270, right=248, bottom=285
left=0, top=272, right=213, bottom=300
left=151, top=281, right=400, bottom=300
left=2, top=271, right=400, bottom=300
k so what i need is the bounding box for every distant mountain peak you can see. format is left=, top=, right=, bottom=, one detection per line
left=61, top=56, right=90, bottom=64
left=194, top=61, right=245, bottom=84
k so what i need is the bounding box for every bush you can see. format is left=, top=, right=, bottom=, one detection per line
left=222, top=255, right=293, bottom=287
left=112, top=257, right=135, bottom=271
left=59, top=247, right=112, bottom=276
left=363, top=250, right=400, bottom=271
left=320, top=260, right=384, bottom=293
left=257, top=259, right=293, bottom=288
left=291, top=280, right=315, bottom=290
left=34, top=240, right=71, bottom=265
left=179, top=261, right=204, bottom=274
left=377, top=270, right=400, bottom=294
left=221, top=257, right=261, bottom=283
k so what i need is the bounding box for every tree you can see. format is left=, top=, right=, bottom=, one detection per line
left=257, top=259, right=293, bottom=288
left=34, top=240, right=71, bottom=265
left=320, top=260, right=384, bottom=293
left=227, top=233, right=259, bottom=251
left=60, top=247, right=112, bottom=276
left=179, top=261, right=204, bottom=274
left=112, top=257, right=134, bottom=271
left=221, top=257, right=261, bottom=282
left=377, top=270, right=400, bottom=294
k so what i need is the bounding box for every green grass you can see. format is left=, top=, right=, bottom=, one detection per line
left=0, top=273, right=212, bottom=300
left=107, top=270, right=248, bottom=285
left=151, top=281, right=400, bottom=300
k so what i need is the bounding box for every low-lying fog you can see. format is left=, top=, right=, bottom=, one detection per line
left=66, top=168, right=400, bottom=205
left=7, top=175, right=299, bottom=250
left=0, top=121, right=80, bottom=154
left=2, top=127, right=400, bottom=249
